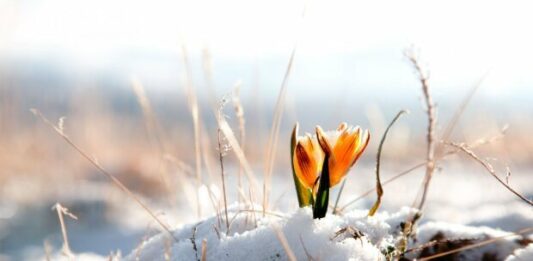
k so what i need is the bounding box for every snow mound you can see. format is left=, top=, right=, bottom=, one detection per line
left=506, top=243, right=533, bottom=261
left=124, top=205, right=529, bottom=261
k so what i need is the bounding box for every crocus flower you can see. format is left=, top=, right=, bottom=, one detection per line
left=315, top=122, right=370, bottom=187
left=292, top=122, right=369, bottom=191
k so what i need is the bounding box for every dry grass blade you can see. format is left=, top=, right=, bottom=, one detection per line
left=299, top=235, right=316, bottom=261
left=217, top=128, right=229, bottom=231
left=31, top=109, right=178, bottom=242
left=232, top=83, right=246, bottom=202
left=202, top=47, right=219, bottom=110
left=218, top=115, right=259, bottom=192
left=131, top=77, right=165, bottom=153
left=368, top=110, right=408, bottom=216
left=418, top=227, right=533, bottom=260
left=181, top=44, right=204, bottom=218
left=332, top=179, right=347, bottom=215
left=263, top=3, right=307, bottom=213
left=446, top=142, right=533, bottom=206
left=273, top=225, right=297, bottom=261
left=263, top=46, right=297, bottom=214
left=201, top=239, right=208, bottom=261
left=436, top=74, right=487, bottom=156
left=131, top=78, right=176, bottom=208
left=52, top=203, right=77, bottom=257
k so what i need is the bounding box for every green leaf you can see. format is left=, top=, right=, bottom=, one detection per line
left=291, top=123, right=313, bottom=207
left=313, top=155, right=330, bottom=219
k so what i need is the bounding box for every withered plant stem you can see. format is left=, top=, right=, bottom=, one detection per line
left=368, top=110, right=408, bottom=216
left=446, top=142, right=533, bottom=206
left=53, top=203, right=76, bottom=257
left=274, top=225, right=297, bottom=261
left=181, top=43, right=204, bottom=219
left=217, top=128, right=230, bottom=231
left=405, top=49, right=436, bottom=211
left=264, top=4, right=307, bottom=215
left=201, top=239, right=208, bottom=261
left=264, top=46, right=297, bottom=215
left=232, top=84, right=246, bottom=203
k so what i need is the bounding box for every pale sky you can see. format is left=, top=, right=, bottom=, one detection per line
left=1, top=0, right=532, bottom=99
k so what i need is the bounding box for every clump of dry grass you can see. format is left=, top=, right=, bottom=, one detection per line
left=31, top=109, right=178, bottom=242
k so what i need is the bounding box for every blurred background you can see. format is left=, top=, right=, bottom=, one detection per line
left=1, top=0, right=532, bottom=260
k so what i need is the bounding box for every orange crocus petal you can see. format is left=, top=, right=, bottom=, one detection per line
left=293, top=137, right=322, bottom=189
left=353, top=130, right=370, bottom=163
left=337, top=122, right=348, bottom=132
left=328, top=128, right=357, bottom=186
left=315, top=126, right=333, bottom=155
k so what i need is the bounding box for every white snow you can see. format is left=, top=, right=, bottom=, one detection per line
left=118, top=204, right=529, bottom=261
left=506, top=244, right=533, bottom=261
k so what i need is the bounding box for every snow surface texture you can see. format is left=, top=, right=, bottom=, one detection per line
left=118, top=205, right=529, bottom=261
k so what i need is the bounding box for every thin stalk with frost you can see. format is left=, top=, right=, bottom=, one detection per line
left=232, top=83, right=246, bottom=203
left=217, top=96, right=232, bottom=231
left=446, top=142, right=533, bottom=206
left=53, top=203, right=77, bottom=257
left=405, top=48, right=436, bottom=211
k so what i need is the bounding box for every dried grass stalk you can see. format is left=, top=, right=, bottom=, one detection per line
left=368, top=110, right=408, bottom=216
left=273, top=225, right=297, bottom=261
left=404, top=48, right=436, bottom=211
left=52, top=203, right=77, bottom=257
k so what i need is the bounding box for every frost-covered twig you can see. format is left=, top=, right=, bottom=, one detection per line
left=405, top=48, right=436, bottom=211
left=445, top=142, right=533, bottom=206
left=217, top=96, right=231, bottom=231
left=52, top=203, right=77, bottom=257
left=232, top=83, right=246, bottom=203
